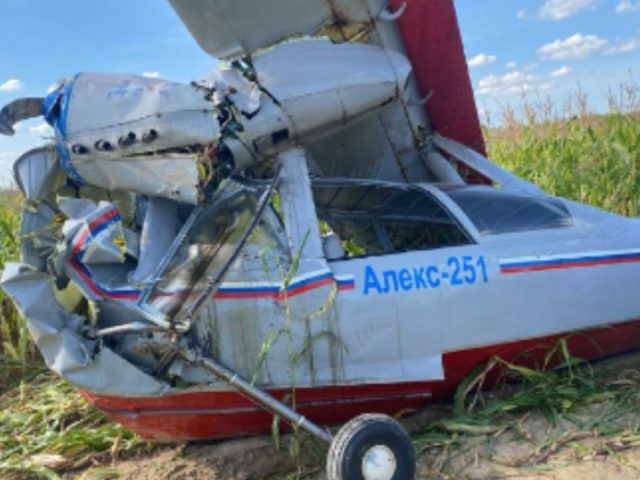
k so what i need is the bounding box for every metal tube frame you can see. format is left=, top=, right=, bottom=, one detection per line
left=179, top=347, right=333, bottom=445
left=93, top=322, right=333, bottom=443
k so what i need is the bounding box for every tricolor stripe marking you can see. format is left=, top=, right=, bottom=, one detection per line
left=214, top=272, right=356, bottom=300
left=336, top=275, right=356, bottom=291
left=69, top=208, right=140, bottom=300
left=500, top=249, right=640, bottom=274
left=68, top=214, right=357, bottom=302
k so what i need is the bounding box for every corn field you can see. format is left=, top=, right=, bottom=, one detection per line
left=0, top=190, right=41, bottom=390
left=484, top=84, right=640, bottom=216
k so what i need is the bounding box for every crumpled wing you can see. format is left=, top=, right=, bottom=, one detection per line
left=0, top=97, right=44, bottom=136
left=166, top=0, right=372, bottom=60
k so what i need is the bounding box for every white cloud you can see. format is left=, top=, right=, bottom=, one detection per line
left=539, top=0, right=603, bottom=20
left=477, top=75, right=500, bottom=91
left=142, top=71, right=161, bottom=78
left=476, top=70, right=539, bottom=96
left=517, top=9, right=527, bottom=19
left=505, top=61, right=518, bottom=69
left=616, top=0, right=640, bottom=13
left=538, top=33, right=609, bottom=59
left=0, top=79, right=24, bottom=92
left=29, top=122, right=53, bottom=137
left=604, top=37, right=640, bottom=54
left=468, top=53, right=497, bottom=68
left=503, top=71, right=535, bottom=83
left=551, top=66, right=573, bottom=76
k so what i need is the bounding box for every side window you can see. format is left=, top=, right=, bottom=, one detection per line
left=444, top=186, right=573, bottom=235
left=380, top=191, right=471, bottom=252
left=314, top=184, right=472, bottom=260
left=322, top=215, right=386, bottom=257
left=314, top=184, right=393, bottom=259
left=383, top=219, right=470, bottom=252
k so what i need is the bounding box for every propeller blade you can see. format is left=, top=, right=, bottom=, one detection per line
left=0, top=97, right=44, bottom=136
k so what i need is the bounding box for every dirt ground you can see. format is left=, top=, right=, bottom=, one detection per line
left=87, top=415, right=640, bottom=480
left=70, top=352, right=640, bottom=480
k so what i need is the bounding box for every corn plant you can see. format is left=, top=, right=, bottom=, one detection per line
left=486, top=85, right=640, bottom=217
left=0, top=190, right=43, bottom=390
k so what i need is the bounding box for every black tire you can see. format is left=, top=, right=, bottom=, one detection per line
left=327, top=414, right=416, bottom=480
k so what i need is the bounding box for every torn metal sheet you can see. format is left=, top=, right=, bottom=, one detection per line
left=130, top=197, right=179, bottom=285
left=13, top=146, right=61, bottom=202
left=59, top=200, right=135, bottom=301
left=165, top=0, right=485, bottom=185
left=204, top=67, right=262, bottom=116
left=1, top=265, right=169, bottom=396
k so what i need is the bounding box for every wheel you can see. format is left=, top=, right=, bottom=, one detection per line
left=327, top=414, right=416, bottom=480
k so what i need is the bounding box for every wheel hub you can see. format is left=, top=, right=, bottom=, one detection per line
left=362, top=445, right=397, bottom=480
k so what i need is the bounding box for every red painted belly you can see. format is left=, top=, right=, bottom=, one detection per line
left=80, top=318, right=640, bottom=441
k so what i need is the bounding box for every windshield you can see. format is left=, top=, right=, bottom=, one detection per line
left=143, top=177, right=279, bottom=324
left=443, top=186, right=573, bottom=235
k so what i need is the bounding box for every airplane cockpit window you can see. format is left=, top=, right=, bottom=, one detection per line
left=380, top=190, right=471, bottom=252
left=443, top=186, right=573, bottom=235
left=313, top=183, right=472, bottom=259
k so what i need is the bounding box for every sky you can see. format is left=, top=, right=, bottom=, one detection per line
left=0, top=0, right=639, bottom=185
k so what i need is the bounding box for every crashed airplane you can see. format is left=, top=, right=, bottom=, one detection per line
left=3, top=1, right=640, bottom=479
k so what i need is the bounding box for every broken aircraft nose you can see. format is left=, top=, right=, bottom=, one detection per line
left=8, top=39, right=411, bottom=204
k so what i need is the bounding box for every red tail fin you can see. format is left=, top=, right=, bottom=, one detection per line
left=391, top=0, right=486, bottom=156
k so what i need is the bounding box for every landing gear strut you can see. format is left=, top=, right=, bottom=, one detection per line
left=180, top=348, right=416, bottom=480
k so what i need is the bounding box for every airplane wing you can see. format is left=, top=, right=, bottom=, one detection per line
left=167, top=0, right=487, bottom=184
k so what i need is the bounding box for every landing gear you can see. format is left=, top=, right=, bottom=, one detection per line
left=180, top=348, right=417, bottom=480
left=327, top=414, right=416, bottom=480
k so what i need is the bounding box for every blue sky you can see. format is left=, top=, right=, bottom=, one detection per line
left=460, top=0, right=640, bottom=125
left=1, top=0, right=639, bottom=185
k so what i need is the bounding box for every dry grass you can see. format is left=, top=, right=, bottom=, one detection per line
left=0, top=374, right=150, bottom=480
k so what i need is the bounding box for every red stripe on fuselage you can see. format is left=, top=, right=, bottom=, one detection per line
left=501, top=256, right=640, bottom=274
left=80, top=317, right=640, bottom=442
left=214, top=290, right=279, bottom=300
left=278, top=277, right=334, bottom=301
